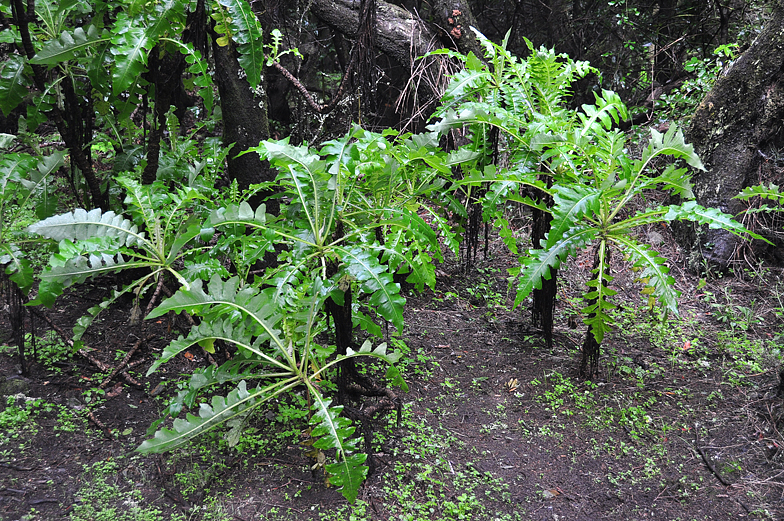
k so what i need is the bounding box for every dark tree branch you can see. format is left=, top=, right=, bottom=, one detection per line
left=11, top=0, right=107, bottom=209
left=268, top=55, right=355, bottom=114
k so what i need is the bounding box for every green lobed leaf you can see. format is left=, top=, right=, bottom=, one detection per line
left=352, top=308, right=382, bottom=338
left=735, top=183, right=784, bottom=205
left=378, top=205, right=439, bottom=250
left=384, top=365, right=409, bottom=392
left=40, top=252, right=147, bottom=288
left=513, top=225, right=597, bottom=307
left=30, top=25, right=105, bottom=65
left=146, top=0, right=186, bottom=42
left=375, top=239, right=436, bottom=293
left=0, top=154, right=38, bottom=189
left=641, top=125, right=705, bottom=171
left=648, top=164, right=694, bottom=199
left=179, top=44, right=214, bottom=114
left=325, top=454, right=369, bottom=504
left=582, top=243, right=615, bottom=344
left=165, top=220, right=202, bottom=265
left=308, top=394, right=367, bottom=503
left=340, top=339, right=403, bottom=365
left=578, top=89, right=628, bottom=135
left=0, top=55, right=28, bottom=117
left=445, top=147, right=483, bottom=166
left=1, top=246, right=34, bottom=295
left=426, top=106, right=501, bottom=136
left=27, top=151, right=66, bottom=219
left=612, top=236, right=680, bottom=315
left=109, top=13, right=151, bottom=94
left=146, top=275, right=284, bottom=351
left=147, top=314, right=285, bottom=375
left=663, top=201, right=766, bottom=241
left=3, top=151, right=63, bottom=228
left=30, top=249, right=149, bottom=307
left=219, top=0, right=264, bottom=89
left=338, top=246, right=406, bottom=333
left=138, top=380, right=271, bottom=453
left=440, top=68, right=492, bottom=106
left=209, top=202, right=267, bottom=228
left=154, top=361, right=260, bottom=425
left=0, top=133, right=17, bottom=150
left=547, top=184, right=603, bottom=248
left=482, top=178, right=527, bottom=223
left=8, top=259, right=34, bottom=294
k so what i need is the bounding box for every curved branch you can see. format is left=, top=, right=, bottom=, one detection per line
left=268, top=55, right=355, bottom=114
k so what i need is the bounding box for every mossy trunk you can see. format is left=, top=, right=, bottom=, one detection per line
left=679, top=0, right=784, bottom=270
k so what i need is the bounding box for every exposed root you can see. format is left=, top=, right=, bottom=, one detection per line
left=99, top=334, right=155, bottom=389
left=340, top=372, right=401, bottom=476
left=693, top=424, right=751, bottom=514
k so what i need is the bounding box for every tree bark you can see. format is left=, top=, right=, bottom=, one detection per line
left=309, top=0, right=484, bottom=129
left=141, top=45, right=187, bottom=185
left=531, top=186, right=556, bottom=349
left=430, top=0, right=486, bottom=60
left=311, top=0, right=485, bottom=65
left=211, top=38, right=279, bottom=214
left=681, top=0, right=784, bottom=270
left=310, top=0, right=437, bottom=67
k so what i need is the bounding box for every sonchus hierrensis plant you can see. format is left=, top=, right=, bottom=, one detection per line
left=428, top=29, right=763, bottom=378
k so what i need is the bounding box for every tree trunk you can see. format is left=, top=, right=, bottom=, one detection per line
left=547, top=0, right=572, bottom=53
left=211, top=38, right=279, bottom=214
left=653, top=0, right=679, bottom=84
left=430, top=0, right=486, bottom=59
left=141, top=37, right=194, bottom=184
left=531, top=186, right=556, bottom=349
left=681, top=0, right=784, bottom=270
left=11, top=0, right=107, bottom=209
left=4, top=278, right=28, bottom=376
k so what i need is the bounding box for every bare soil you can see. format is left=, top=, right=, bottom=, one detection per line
left=2, top=230, right=784, bottom=521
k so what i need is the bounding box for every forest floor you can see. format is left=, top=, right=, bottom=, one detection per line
left=2, top=226, right=784, bottom=521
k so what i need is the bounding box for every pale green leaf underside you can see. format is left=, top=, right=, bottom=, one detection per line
left=28, top=208, right=144, bottom=247
left=137, top=380, right=272, bottom=453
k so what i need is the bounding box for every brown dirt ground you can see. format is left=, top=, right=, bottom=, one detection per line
left=2, top=227, right=784, bottom=521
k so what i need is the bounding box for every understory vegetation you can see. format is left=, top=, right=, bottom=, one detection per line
left=1, top=0, right=783, bottom=519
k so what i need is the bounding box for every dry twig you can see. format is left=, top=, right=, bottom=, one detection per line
left=32, top=308, right=141, bottom=386
left=99, top=334, right=155, bottom=389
